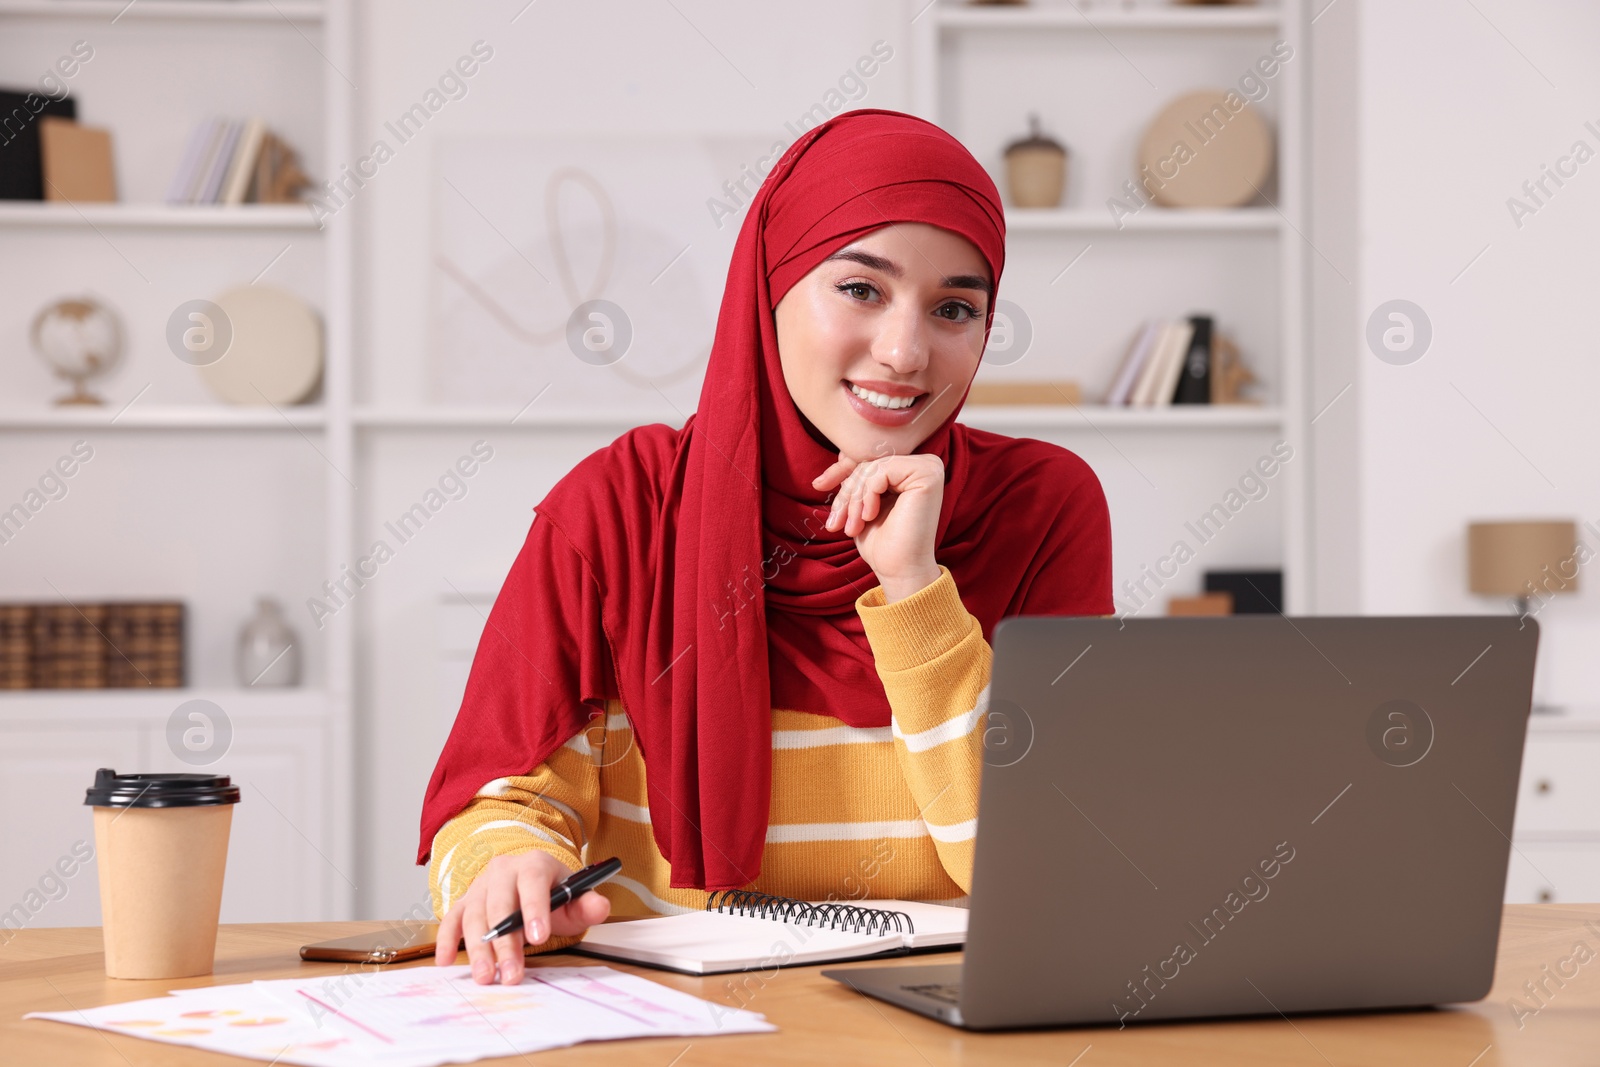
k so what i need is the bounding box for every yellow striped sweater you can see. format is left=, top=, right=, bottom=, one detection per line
left=427, top=563, right=989, bottom=948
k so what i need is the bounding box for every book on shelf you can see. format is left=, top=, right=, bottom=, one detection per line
left=1103, top=319, right=1160, bottom=406
left=1172, top=315, right=1214, bottom=405
left=221, top=117, right=267, bottom=205
left=183, top=119, right=229, bottom=203
left=0, top=602, right=185, bottom=690
left=1128, top=320, right=1192, bottom=407
left=165, top=116, right=219, bottom=203
left=103, top=603, right=185, bottom=688
left=1105, top=315, right=1249, bottom=407
left=1124, top=321, right=1172, bottom=406
left=0, top=606, right=29, bottom=689
left=30, top=605, right=108, bottom=689
left=1148, top=318, right=1194, bottom=407
left=38, top=116, right=117, bottom=203
left=0, top=89, right=78, bottom=201
left=165, top=116, right=307, bottom=205
left=197, top=118, right=243, bottom=203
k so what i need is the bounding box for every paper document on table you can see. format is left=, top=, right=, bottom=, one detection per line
left=25, top=964, right=774, bottom=1066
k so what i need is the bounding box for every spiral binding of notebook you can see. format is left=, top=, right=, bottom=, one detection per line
left=704, top=890, right=916, bottom=937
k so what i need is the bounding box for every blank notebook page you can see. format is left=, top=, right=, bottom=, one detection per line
left=575, top=901, right=968, bottom=975
left=858, top=900, right=968, bottom=948
left=577, top=912, right=901, bottom=974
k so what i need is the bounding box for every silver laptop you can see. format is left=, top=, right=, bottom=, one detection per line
left=824, top=614, right=1538, bottom=1029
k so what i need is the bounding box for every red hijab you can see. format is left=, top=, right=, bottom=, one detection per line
left=419, top=109, right=1112, bottom=891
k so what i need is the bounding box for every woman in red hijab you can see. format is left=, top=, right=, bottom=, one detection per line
left=421, top=108, right=1112, bottom=985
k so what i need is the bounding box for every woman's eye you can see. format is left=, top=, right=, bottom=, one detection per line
left=838, top=282, right=876, bottom=301
left=939, top=301, right=980, bottom=322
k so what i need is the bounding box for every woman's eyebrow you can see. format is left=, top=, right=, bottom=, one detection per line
left=823, top=248, right=993, bottom=299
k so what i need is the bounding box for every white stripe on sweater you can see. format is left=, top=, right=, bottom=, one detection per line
left=926, top=817, right=977, bottom=843
left=771, top=723, right=893, bottom=749
left=470, top=819, right=573, bottom=851
left=892, top=686, right=988, bottom=753
left=475, top=780, right=586, bottom=846
left=600, top=797, right=651, bottom=823
left=765, top=819, right=932, bottom=844
left=601, top=800, right=973, bottom=845
left=606, top=875, right=699, bottom=916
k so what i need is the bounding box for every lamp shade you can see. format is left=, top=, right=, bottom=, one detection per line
left=1467, top=520, right=1579, bottom=598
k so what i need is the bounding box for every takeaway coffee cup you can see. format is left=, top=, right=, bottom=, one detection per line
left=84, top=768, right=240, bottom=979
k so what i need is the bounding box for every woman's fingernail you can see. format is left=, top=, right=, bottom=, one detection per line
left=529, top=919, right=543, bottom=942
left=473, top=959, right=490, bottom=981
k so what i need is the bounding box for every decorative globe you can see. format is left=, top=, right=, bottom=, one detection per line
left=30, top=296, right=124, bottom=406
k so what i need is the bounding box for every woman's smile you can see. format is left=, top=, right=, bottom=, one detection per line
left=841, top=378, right=930, bottom=426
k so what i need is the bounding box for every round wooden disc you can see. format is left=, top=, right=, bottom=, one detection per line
left=198, top=285, right=323, bottom=405
left=1137, top=90, right=1274, bottom=208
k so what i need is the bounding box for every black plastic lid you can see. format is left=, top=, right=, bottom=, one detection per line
left=1005, top=112, right=1067, bottom=155
left=84, top=768, right=241, bottom=808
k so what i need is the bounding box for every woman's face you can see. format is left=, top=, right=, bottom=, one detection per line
left=774, top=222, right=992, bottom=465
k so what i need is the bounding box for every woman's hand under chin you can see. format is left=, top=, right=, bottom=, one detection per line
left=813, top=451, right=945, bottom=603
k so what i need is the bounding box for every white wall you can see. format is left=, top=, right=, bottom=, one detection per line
left=1307, top=0, right=1360, bottom=614
left=1345, top=0, right=1599, bottom=700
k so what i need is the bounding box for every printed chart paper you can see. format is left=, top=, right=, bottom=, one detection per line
left=26, top=964, right=774, bottom=1065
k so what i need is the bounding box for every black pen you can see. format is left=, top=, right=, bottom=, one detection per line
left=480, top=856, right=623, bottom=943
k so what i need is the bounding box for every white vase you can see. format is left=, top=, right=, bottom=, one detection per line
left=237, top=597, right=300, bottom=687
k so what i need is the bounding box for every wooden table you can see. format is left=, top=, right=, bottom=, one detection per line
left=4, top=905, right=1599, bottom=1065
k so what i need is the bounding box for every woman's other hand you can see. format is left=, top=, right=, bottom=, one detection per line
left=813, top=452, right=944, bottom=602
left=434, top=850, right=611, bottom=985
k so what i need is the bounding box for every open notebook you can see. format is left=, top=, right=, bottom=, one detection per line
left=574, top=891, right=969, bottom=976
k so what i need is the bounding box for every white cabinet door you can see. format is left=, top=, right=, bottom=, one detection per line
left=1514, top=736, right=1600, bottom=837
left=1, top=699, right=339, bottom=930
left=0, top=728, right=142, bottom=932
left=1504, top=843, right=1600, bottom=904
left=143, top=717, right=338, bottom=923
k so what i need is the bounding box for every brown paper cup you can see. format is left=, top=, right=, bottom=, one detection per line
left=85, top=769, right=240, bottom=980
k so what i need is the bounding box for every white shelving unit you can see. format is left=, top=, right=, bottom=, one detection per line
left=0, top=406, right=330, bottom=429
left=0, top=0, right=355, bottom=922
left=348, top=404, right=1283, bottom=432
left=1007, top=205, right=1281, bottom=233
left=0, top=202, right=320, bottom=229
left=935, top=5, right=1284, bottom=30
left=0, top=0, right=326, bottom=20
left=911, top=0, right=1309, bottom=611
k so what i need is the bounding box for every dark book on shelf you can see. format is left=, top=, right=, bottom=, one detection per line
left=0, top=89, right=78, bottom=200
left=104, top=602, right=186, bottom=688
left=0, top=601, right=185, bottom=689
left=0, top=604, right=30, bottom=689
left=1171, top=315, right=1214, bottom=405
left=30, top=604, right=107, bottom=688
